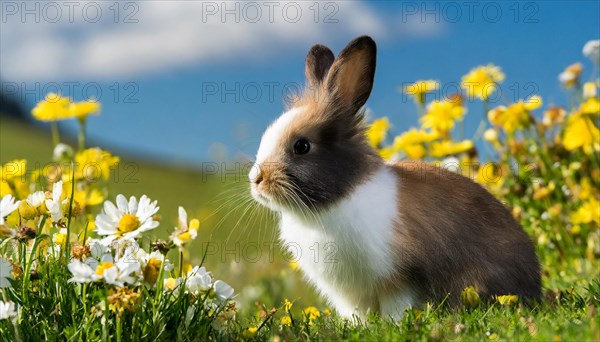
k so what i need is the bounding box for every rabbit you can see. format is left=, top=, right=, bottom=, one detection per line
left=248, top=35, right=541, bottom=319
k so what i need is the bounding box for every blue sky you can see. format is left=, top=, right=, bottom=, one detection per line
left=2, top=1, right=599, bottom=165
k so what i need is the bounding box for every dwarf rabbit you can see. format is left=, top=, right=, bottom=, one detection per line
left=249, top=36, right=541, bottom=319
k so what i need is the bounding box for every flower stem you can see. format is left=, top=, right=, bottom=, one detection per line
left=78, top=118, right=87, bottom=151
left=102, top=291, right=109, bottom=342
left=179, top=251, right=184, bottom=278
left=116, top=314, right=122, bottom=342
left=65, top=164, right=76, bottom=259
left=51, top=122, right=60, bottom=147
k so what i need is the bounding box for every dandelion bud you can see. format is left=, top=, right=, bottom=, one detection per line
left=483, top=129, right=498, bottom=142
left=71, top=244, right=91, bottom=261
left=18, top=202, right=38, bottom=220
left=53, top=143, right=74, bottom=161
left=16, top=226, right=37, bottom=243
left=9, top=260, right=23, bottom=279
left=583, top=82, right=598, bottom=98
left=62, top=200, right=82, bottom=218
left=461, top=286, right=480, bottom=308
left=151, top=240, right=171, bottom=254
left=143, top=258, right=163, bottom=286
left=29, top=270, right=40, bottom=281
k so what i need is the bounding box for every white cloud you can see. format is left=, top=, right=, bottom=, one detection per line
left=1, top=1, right=441, bottom=81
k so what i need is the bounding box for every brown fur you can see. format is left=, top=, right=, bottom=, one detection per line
left=380, top=160, right=541, bottom=305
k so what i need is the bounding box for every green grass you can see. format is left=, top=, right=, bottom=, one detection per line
left=0, top=117, right=322, bottom=308
left=1, top=117, right=599, bottom=340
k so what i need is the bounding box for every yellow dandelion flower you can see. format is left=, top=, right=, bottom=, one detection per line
left=497, top=295, right=518, bottom=306
left=73, top=148, right=120, bottom=181
left=533, top=182, right=555, bottom=201
left=578, top=178, right=593, bottom=201
left=580, top=97, right=600, bottom=116
left=393, top=128, right=438, bottom=159
left=284, top=298, right=293, bottom=312
left=281, top=315, right=292, bottom=326
left=366, top=117, right=391, bottom=148
left=242, top=327, right=258, bottom=338
left=377, top=147, right=396, bottom=160
left=571, top=198, right=600, bottom=225
left=461, top=64, right=505, bottom=100
left=74, top=187, right=105, bottom=211
left=0, top=181, right=13, bottom=197
left=248, top=327, right=258, bottom=334
left=571, top=225, right=581, bottom=235
left=53, top=228, right=68, bottom=245
left=420, top=99, right=466, bottom=134
left=524, top=95, right=543, bottom=111
left=31, top=93, right=71, bottom=122
left=402, top=80, right=439, bottom=105
left=1, top=160, right=26, bottom=182
left=488, top=97, right=540, bottom=135
left=562, top=114, right=600, bottom=154
left=303, top=306, right=321, bottom=325
left=430, top=140, right=474, bottom=158
left=68, top=99, right=101, bottom=120
left=476, top=163, right=505, bottom=194
left=322, top=309, right=331, bottom=316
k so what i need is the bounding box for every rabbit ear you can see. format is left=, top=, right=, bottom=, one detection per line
left=305, top=44, right=335, bottom=87
left=324, top=36, right=376, bottom=112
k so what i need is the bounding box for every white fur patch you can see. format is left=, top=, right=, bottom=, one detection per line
left=255, top=106, right=304, bottom=164
left=278, top=165, right=410, bottom=318
left=379, top=290, right=415, bottom=320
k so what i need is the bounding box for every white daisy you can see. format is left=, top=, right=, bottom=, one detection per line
left=67, top=260, right=100, bottom=283
left=136, top=250, right=174, bottom=272
left=186, top=266, right=212, bottom=293
left=26, top=191, right=45, bottom=208
left=171, top=206, right=200, bottom=248
left=0, top=257, right=13, bottom=288
left=213, top=280, right=234, bottom=302
left=0, top=300, right=17, bottom=320
left=0, top=194, right=20, bottom=225
left=85, top=238, right=113, bottom=268
left=558, top=70, right=577, bottom=84
left=99, top=258, right=141, bottom=287
left=583, top=39, right=600, bottom=64
left=95, top=194, right=160, bottom=244
left=45, top=181, right=65, bottom=222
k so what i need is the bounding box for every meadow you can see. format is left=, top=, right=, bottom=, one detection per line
left=0, top=40, right=599, bottom=341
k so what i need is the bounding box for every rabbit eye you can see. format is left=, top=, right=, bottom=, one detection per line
left=293, top=139, right=311, bottom=155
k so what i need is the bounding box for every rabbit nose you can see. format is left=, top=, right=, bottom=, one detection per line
left=249, top=164, right=262, bottom=185
left=255, top=172, right=263, bottom=185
